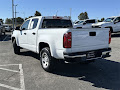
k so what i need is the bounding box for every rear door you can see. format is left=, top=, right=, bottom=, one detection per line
left=27, top=18, right=39, bottom=52
left=71, top=28, right=109, bottom=53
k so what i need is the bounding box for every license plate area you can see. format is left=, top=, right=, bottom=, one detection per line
left=86, top=51, right=95, bottom=59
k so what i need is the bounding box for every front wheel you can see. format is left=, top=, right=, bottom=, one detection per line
left=40, top=47, right=55, bottom=72
left=13, top=39, right=20, bottom=54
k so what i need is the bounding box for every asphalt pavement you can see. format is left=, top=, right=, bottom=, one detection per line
left=0, top=32, right=120, bottom=90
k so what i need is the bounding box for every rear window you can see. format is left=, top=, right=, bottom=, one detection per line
left=42, top=19, right=73, bottom=28
left=86, top=20, right=95, bottom=23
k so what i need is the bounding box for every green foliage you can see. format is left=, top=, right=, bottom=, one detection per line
left=16, top=17, right=24, bottom=24
left=101, top=18, right=105, bottom=22
left=78, top=12, right=89, bottom=20
left=0, top=19, right=4, bottom=24
left=34, top=11, right=42, bottom=16
left=5, top=18, right=12, bottom=24
left=5, top=17, right=24, bottom=25
left=98, top=18, right=105, bottom=22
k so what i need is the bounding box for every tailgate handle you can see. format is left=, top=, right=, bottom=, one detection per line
left=89, top=32, right=96, bottom=36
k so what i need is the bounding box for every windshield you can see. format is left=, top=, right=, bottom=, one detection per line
left=42, top=19, right=73, bottom=28
left=75, top=21, right=84, bottom=24
left=104, top=18, right=115, bottom=22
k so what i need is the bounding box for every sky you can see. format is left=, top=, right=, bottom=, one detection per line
left=0, top=0, right=120, bottom=22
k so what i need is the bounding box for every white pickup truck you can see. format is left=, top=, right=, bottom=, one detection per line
left=12, top=16, right=111, bottom=72
left=92, top=16, right=120, bottom=33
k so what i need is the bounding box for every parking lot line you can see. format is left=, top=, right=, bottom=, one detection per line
left=2, top=35, right=10, bottom=42
left=0, top=64, right=20, bottom=67
left=0, top=67, right=19, bottom=73
left=19, top=64, right=25, bottom=90
left=0, top=64, right=25, bottom=90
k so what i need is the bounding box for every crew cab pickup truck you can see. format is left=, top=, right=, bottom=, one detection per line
left=92, top=16, right=120, bottom=33
left=12, top=16, right=111, bottom=72
left=74, top=19, right=97, bottom=29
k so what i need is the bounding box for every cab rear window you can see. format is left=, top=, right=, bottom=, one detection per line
left=42, top=19, right=73, bottom=28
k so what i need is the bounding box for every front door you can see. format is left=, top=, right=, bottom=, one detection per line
left=18, top=19, right=30, bottom=48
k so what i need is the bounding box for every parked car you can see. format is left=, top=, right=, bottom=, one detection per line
left=0, top=22, right=5, bottom=35
left=12, top=16, right=111, bottom=72
left=4, top=25, right=12, bottom=32
left=73, top=19, right=97, bottom=28
left=92, top=16, right=120, bottom=33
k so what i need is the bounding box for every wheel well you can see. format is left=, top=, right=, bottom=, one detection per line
left=39, top=42, right=50, bottom=52
left=12, top=37, right=15, bottom=42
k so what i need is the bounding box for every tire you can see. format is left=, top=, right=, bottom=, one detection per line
left=13, top=39, right=20, bottom=54
left=40, top=47, right=55, bottom=72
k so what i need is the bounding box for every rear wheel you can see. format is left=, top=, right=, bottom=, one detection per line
left=40, top=47, right=55, bottom=72
left=13, top=39, right=20, bottom=54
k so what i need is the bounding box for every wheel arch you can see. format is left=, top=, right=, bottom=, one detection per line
left=39, top=42, right=53, bottom=57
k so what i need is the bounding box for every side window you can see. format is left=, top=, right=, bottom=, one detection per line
left=31, top=19, right=38, bottom=29
left=115, top=17, right=120, bottom=22
left=21, top=20, right=30, bottom=30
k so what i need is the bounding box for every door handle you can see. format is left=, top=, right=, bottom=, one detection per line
left=89, top=32, right=96, bottom=36
left=32, top=32, right=36, bottom=35
left=24, top=33, right=27, bottom=35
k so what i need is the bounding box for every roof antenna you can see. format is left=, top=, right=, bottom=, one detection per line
left=56, top=10, right=58, bottom=16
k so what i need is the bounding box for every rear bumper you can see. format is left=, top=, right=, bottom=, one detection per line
left=64, top=48, right=111, bottom=60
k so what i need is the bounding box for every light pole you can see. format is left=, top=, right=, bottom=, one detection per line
left=14, top=4, right=18, bottom=28
left=12, top=0, right=14, bottom=30
left=70, top=8, right=72, bottom=19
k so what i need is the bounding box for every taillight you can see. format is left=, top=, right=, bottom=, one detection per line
left=63, top=32, right=72, bottom=48
left=109, top=30, right=111, bottom=44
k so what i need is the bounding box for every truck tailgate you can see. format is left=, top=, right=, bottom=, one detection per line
left=71, top=28, right=109, bottom=53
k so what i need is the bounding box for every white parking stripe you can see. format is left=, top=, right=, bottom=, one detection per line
left=2, top=35, right=10, bottom=42
left=0, top=64, right=25, bottom=90
left=0, top=64, right=19, bottom=66
left=0, top=68, right=19, bottom=73
left=0, top=83, right=20, bottom=90
left=19, top=64, right=25, bottom=90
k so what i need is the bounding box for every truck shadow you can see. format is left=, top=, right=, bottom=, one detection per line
left=19, top=51, right=120, bottom=90
left=53, top=59, right=120, bottom=90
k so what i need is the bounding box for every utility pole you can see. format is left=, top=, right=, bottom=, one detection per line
left=14, top=4, right=18, bottom=28
left=70, top=8, right=72, bottom=19
left=12, top=0, right=14, bottom=30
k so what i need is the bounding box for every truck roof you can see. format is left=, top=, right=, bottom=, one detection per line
left=108, top=16, right=120, bottom=18
left=28, top=16, right=71, bottom=20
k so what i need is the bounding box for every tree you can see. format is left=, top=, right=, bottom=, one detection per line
left=34, top=11, right=42, bottom=16
left=0, top=19, right=4, bottom=24
left=78, top=12, right=89, bottom=20
left=5, top=18, right=12, bottom=24
left=101, top=18, right=105, bottom=22
left=16, top=17, right=24, bottom=24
